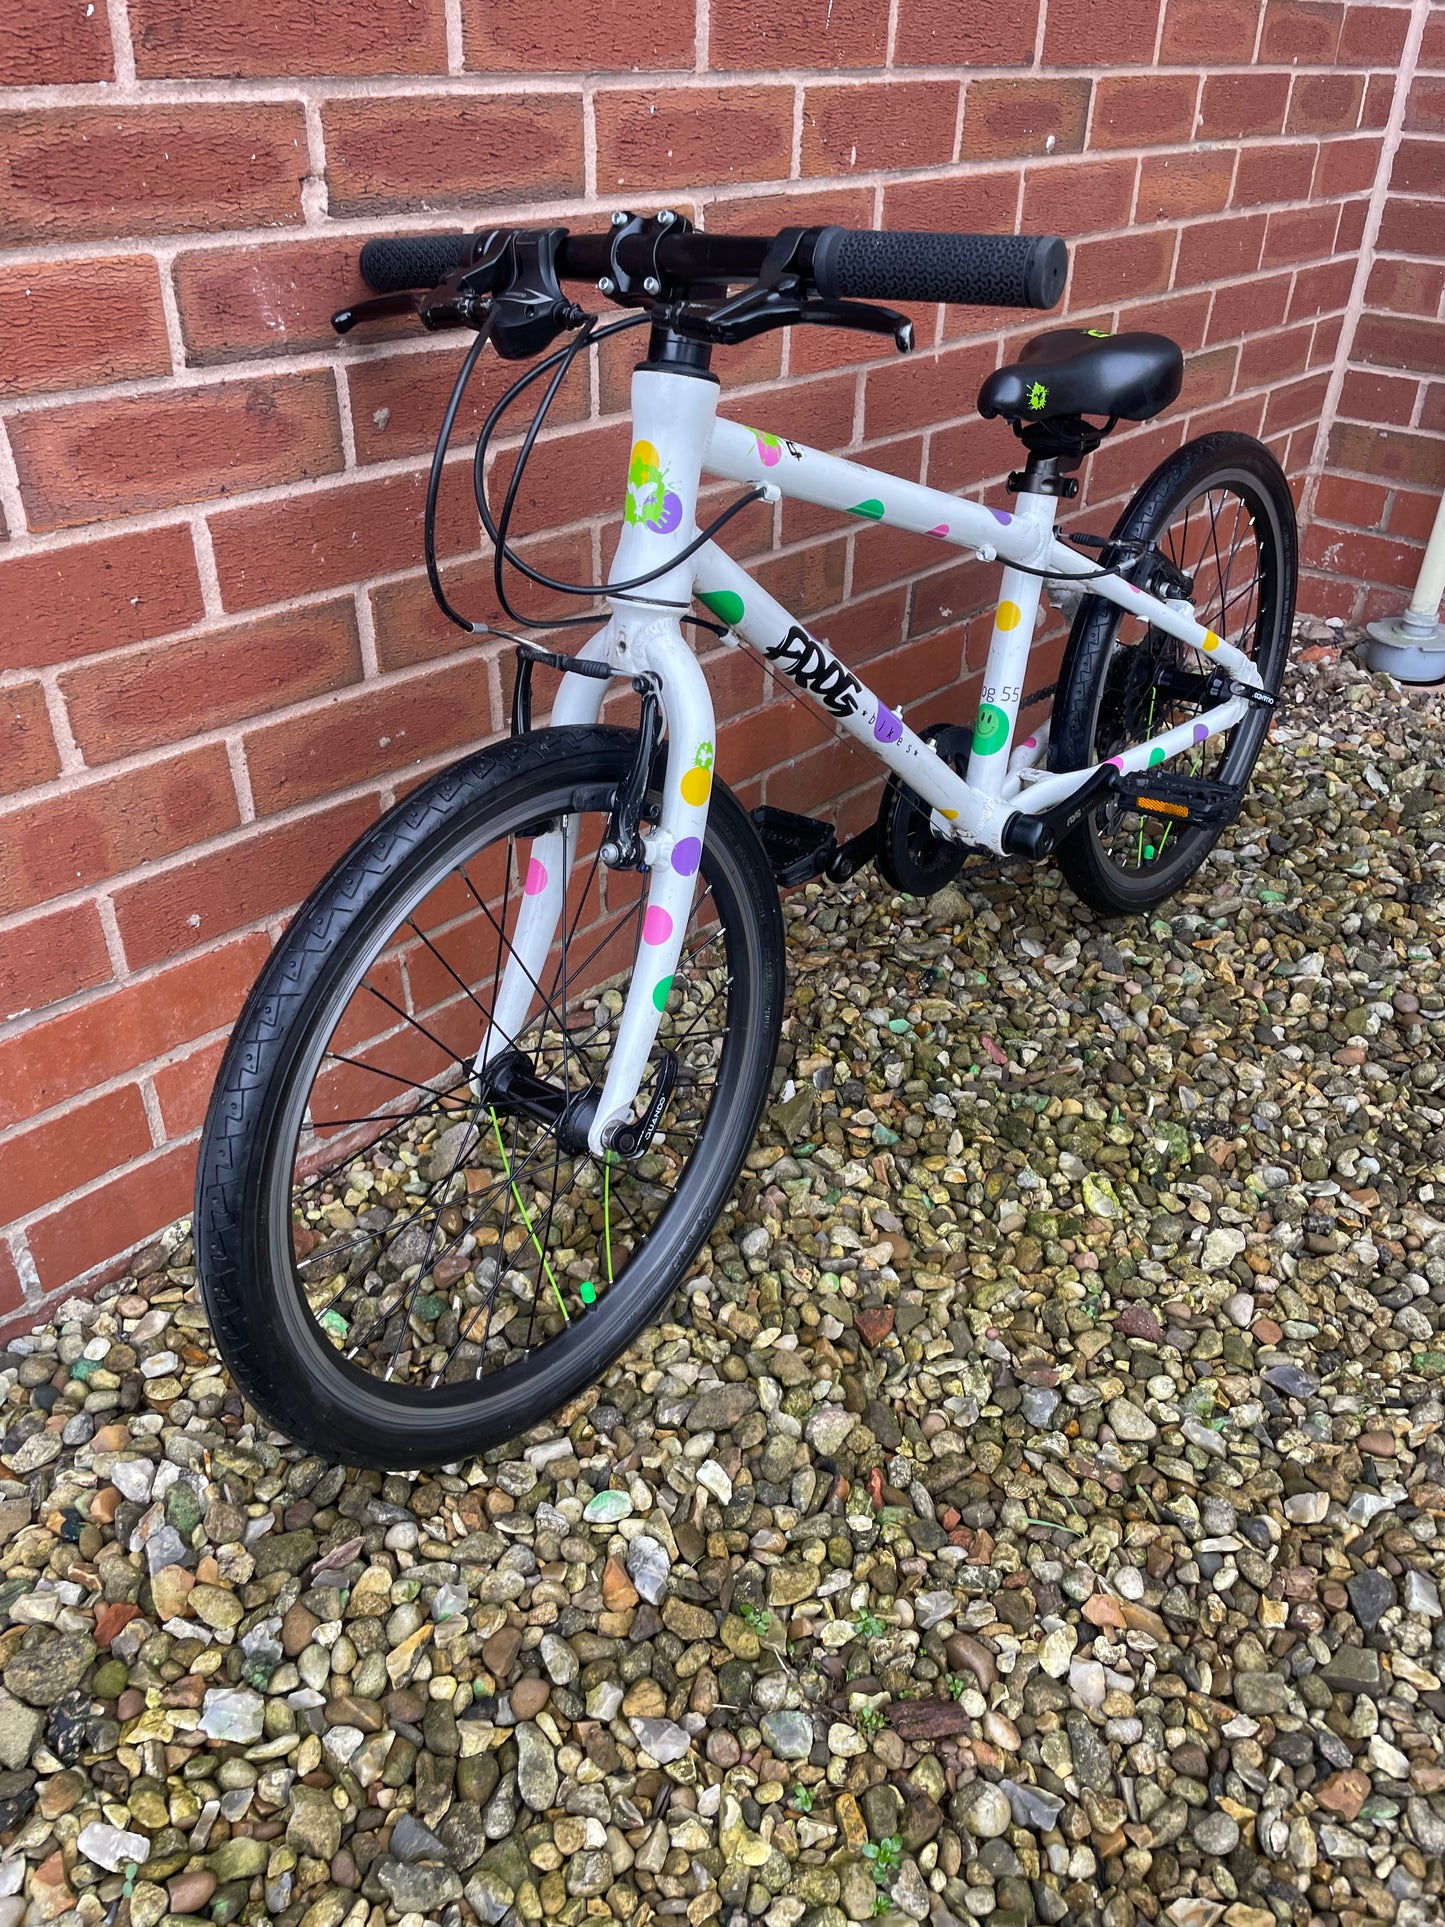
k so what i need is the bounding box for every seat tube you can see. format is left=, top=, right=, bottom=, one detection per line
left=966, top=487, right=1053, bottom=798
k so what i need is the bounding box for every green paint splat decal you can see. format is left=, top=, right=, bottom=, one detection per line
left=1086, top=329, right=1112, bottom=338
left=697, top=589, right=744, bottom=626
left=1028, top=382, right=1049, bottom=412
left=972, top=702, right=1010, bottom=756
left=847, top=499, right=886, bottom=520
left=652, top=975, right=674, bottom=1012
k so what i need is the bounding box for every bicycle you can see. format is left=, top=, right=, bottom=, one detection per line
left=195, top=214, right=1297, bottom=1468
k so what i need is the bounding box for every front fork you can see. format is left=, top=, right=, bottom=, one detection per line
left=474, top=614, right=718, bottom=1159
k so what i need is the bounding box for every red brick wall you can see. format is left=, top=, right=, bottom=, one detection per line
left=0, top=0, right=1433, bottom=1321
left=1300, top=3, right=1444, bottom=622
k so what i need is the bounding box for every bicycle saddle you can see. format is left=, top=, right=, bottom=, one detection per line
left=978, top=329, right=1183, bottom=425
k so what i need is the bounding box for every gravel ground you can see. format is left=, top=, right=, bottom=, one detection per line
left=2, top=636, right=1444, bottom=1927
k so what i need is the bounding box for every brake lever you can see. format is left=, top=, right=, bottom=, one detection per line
left=331, top=290, right=424, bottom=334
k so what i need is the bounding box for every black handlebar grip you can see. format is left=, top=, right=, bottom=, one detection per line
left=359, top=233, right=477, bottom=294
left=811, top=228, right=1068, bottom=311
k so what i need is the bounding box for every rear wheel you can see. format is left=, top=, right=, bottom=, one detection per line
left=195, top=726, right=785, bottom=1469
left=1049, top=432, right=1297, bottom=914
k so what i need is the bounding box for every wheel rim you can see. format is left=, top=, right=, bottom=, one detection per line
left=265, top=775, right=746, bottom=1409
left=1083, top=467, right=1287, bottom=890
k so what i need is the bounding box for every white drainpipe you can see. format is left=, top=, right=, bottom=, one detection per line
left=1365, top=488, right=1445, bottom=681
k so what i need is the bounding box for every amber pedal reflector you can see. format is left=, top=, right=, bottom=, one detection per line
left=1133, top=795, right=1190, bottom=818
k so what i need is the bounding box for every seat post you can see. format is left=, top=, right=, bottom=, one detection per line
left=1012, top=450, right=1078, bottom=498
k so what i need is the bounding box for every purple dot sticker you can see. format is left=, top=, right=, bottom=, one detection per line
left=671, top=836, right=702, bottom=877
left=525, top=858, right=548, bottom=895
left=990, top=509, right=1013, bottom=525
left=646, top=490, right=683, bottom=535
left=643, top=905, right=674, bottom=946
left=873, top=705, right=903, bottom=745
left=1193, top=722, right=1209, bottom=743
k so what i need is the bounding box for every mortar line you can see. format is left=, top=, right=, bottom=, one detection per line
left=444, top=0, right=466, bottom=74
left=95, top=895, right=129, bottom=979
left=104, top=0, right=136, bottom=85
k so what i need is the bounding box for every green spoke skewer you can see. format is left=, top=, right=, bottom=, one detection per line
left=488, top=1106, right=569, bottom=1322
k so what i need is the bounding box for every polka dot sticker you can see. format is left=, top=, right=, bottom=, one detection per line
left=926, top=523, right=950, bottom=538
left=1193, top=723, right=1209, bottom=744
left=671, top=835, right=702, bottom=877
left=525, top=857, right=548, bottom=895
left=1108, top=755, right=1125, bottom=769
left=995, top=600, right=1022, bottom=632
left=1148, top=747, right=1166, bottom=767
left=1022, top=736, right=1036, bottom=751
left=973, top=703, right=1009, bottom=756
left=873, top=705, right=903, bottom=745
left=848, top=499, right=886, bottom=520
left=940, top=808, right=959, bottom=820
left=680, top=764, right=712, bottom=807
left=651, top=975, right=674, bottom=1012
left=646, top=491, right=683, bottom=534
left=698, top=589, right=744, bottom=627
left=1203, top=630, right=1221, bottom=652
left=643, top=905, right=674, bottom=946
left=753, top=430, right=783, bottom=467
left=990, top=509, right=1013, bottom=526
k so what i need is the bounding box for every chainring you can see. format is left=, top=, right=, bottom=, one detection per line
left=875, top=724, right=976, bottom=895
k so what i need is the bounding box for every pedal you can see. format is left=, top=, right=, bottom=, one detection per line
left=750, top=806, right=839, bottom=887
left=1124, top=771, right=1245, bottom=828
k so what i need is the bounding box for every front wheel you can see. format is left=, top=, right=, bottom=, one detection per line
left=1049, top=431, right=1297, bottom=915
left=195, top=726, right=785, bottom=1469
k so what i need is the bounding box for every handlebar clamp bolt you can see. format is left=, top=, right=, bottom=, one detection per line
left=598, top=277, right=617, bottom=295
left=611, top=211, right=629, bottom=226
left=643, top=276, right=661, bottom=296
left=658, top=209, right=675, bottom=226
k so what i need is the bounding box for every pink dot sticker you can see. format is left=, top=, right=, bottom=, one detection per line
left=671, top=836, right=702, bottom=877
left=926, top=524, right=950, bottom=538
left=1108, top=756, right=1125, bottom=770
left=525, top=858, right=548, bottom=895
left=642, top=905, right=674, bottom=946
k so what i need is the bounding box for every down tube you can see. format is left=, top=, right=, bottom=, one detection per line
left=690, top=542, right=1012, bottom=852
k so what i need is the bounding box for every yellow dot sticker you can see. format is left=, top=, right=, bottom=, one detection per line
left=1203, top=630, right=1221, bottom=652
left=996, top=600, right=1022, bottom=632
left=680, top=765, right=712, bottom=807
left=940, top=808, right=959, bottom=820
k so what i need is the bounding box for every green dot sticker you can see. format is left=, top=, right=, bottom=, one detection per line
left=697, top=589, right=744, bottom=626
left=972, top=702, right=1010, bottom=756
left=652, top=975, right=674, bottom=1011
left=847, top=499, right=886, bottom=520
left=1148, top=746, right=1166, bottom=767
left=579, top=1282, right=597, bottom=1305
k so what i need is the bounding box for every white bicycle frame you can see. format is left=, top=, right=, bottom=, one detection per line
left=481, top=364, right=1263, bottom=1154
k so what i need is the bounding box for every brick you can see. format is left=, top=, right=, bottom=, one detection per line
left=0, top=107, right=307, bottom=245
left=1376, top=196, right=1445, bottom=255
left=1137, top=150, right=1234, bottom=222
left=1405, top=77, right=1445, bottom=135
left=712, top=0, right=890, bottom=67
left=1208, top=271, right=1292, bottom=341
left=0, top=932, right=267, bottom=1131
left=1423, top=11, right=1445, bottom=62
left=1090, top=74, right=1199, bottom=150
left=1360, top=71, right=1394, bottom=129
left=1423, top=386, right=1445, bottom=435
left=1287, top=257, right=1355, bottom=320
left=243, top=658, right=497, bottom=815
left=1339, top=3, right=1410, bottom=64
left=152, top=1037, right=229, bottom=1138
left=754, top=537, right=849, bottom=622
left=0, top=1085, right=153, bottom=1225
left=1238, top=322, right=1313, bottom=388
left=1175, top=212, right=1267, bottom=287
left=1, top=0, right=113, bottom=81
left=1333, top=196, right=1369, bottom=255
left=1045, top=0, right=1160, bottom=62
left=0, top=745, right=238, bottom=918
left=113, top=796, right=379, bottom=969
left=894, top=0, right=1041, bottom=66
left=1232, top=139, right=1316, bottom=207
left=1261, top=202, right=1339, bottom=268
left=61, top=600, right=363, bottom=765
left=1198, top=72, right=1291, bottom=139
left=1261, top=0, right=1342, bottom=60
left=1328, top=422, right=1445, bottom=489
left=1390, top=139, right=1442, bottom=196
left=10, top=373, right=344, bottom=533
left=883, top=171, right=1022, bottom=236
left=962, top=79, right=1091, bottom=160
left=132, top=0, right=446, bottom=75
left=1160, top=0, right=1261, bottom=62
left=1071, top=229, right=1177, bottom=309
left=323, top=95, right=583, bottom=217
left=802, top=82, right=960, bottom=176
left=347, top=342, right=587, bottom=467
left=863, top=345, right=997, bottom=442
left=1264, top=369, right=1329, bottom=434
left=173, top=236, right=382, bottom=365
left=0, top=258, right=170, bottom=402
left=0, top=528, right=204, bottom=674
left=1, top=685, right=60, bottom=798
left=1118, top=287, right=1212, bottom=349
left=0, top=902, right=112, bottom=1024
left=370, top=533, right=593, bottom=671
left=596, top=85, right=793, bottom=191
left=26, top=1141, right=197, bottom=1291
left=1288, top=71, right=1365, bottom=136
left=1354, top=315, right=1445, bottom=377
left=0, top=1245, right=21, bottom=1318
left=1315, top=134, right=1382, bottom=197
left=1309, top=312, right=1344, bottom=369
left=208, top=462, right=478, bottom=611
left=1022, top=157, right=1136, bottom=235
left=1366, top=256, right=1445, bottom=316
left=1389, top=482, right=1445, bottom=537
left=1314, top=473, right=1388, bottom=529
left=463, top=0, right=693, bottom=69
left=1339, top=367, right=1418, bottom=425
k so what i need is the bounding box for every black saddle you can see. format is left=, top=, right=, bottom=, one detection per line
left=978, top=329, right=1183, bottom=428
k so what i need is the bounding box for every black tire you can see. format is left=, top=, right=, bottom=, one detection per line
left=1049, top=431, right=1297, bottom=914
left=195, top=726, right=785, bottom=1469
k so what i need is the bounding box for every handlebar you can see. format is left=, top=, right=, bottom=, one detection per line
left=357, top=223, right=1067, bottom=314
